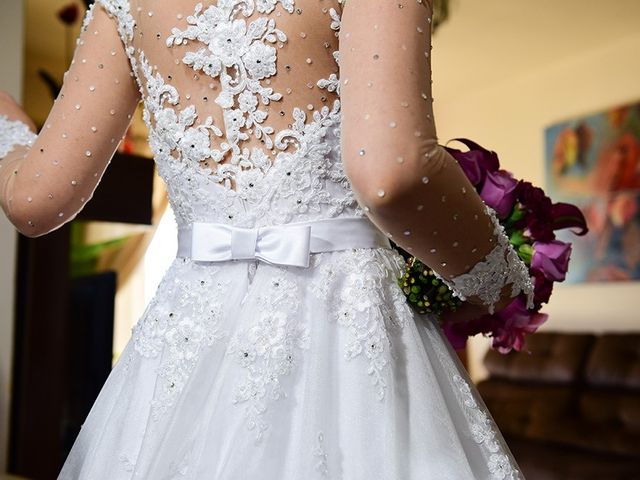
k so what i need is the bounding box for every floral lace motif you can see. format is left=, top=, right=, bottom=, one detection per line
left=166, top=1, right=287, bottom=163
left=0, top=115, right=37, bottom=159
left=309, top=248, right=411, bottom=400
left=452, top=374, right=522, bottom=480
left=99, top=0, right=362, bottom=229
left=313, top=431, right=329, bottom=477
left=316, top=8, right=341, bottom=96
left=131, top=258, right=232, bottom=420
left=227, top=268, right=309, bottom=441
left=426, top=318, right=523, bottom=480
left=437, top=205, right=534, bottom=314
left=118, top=453, right=136, bottom=473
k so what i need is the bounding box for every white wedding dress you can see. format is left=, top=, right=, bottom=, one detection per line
left=0, top=0, right=530, bottom=478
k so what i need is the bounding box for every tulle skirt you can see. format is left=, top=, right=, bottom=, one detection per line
left=58, top=247, right=524, bottom=479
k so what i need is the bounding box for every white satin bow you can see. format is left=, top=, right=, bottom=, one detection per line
left=177, top=217, right=392, bottom=268
left=190, top=222, right=313, bottom=268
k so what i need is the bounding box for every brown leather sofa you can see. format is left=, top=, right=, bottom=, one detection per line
left=475, top=331, right=640, bottom=480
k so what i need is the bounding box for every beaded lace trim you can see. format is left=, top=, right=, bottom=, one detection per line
left=437, top=205, right=534, bottom=314
left=0, top=115, right=37, bottom=159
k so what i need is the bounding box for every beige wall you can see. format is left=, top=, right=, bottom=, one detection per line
left=0, top=1, right=25, bottom=472
left=432, top=7, right=640, bottom=381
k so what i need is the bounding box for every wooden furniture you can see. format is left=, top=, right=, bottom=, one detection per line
left=477, top=331, right=640, bottom=479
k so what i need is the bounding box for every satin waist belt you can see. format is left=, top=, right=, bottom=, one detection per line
left=176, top=216, right=391, bottom=268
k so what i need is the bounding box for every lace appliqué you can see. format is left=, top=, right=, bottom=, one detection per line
left=0, top=115, right=36, bottom=159
left=118, top=453, right=136, bottom=473
left=316, top=8, right=341, bottom=95
left=437, top=205, right=534, bottom=314
left=227, top=269, right=309, bottom=442
left=166, top=1, right=288, bottom=169
left=118, top=438, right=194, bottom=479
left=131, top=259, right=231, bottom=420
left=309, top=248, right=411, bottom=400
left=426, top=316, right=523, bottom=479
left=313, top=431, right=329, bottom=477
left=452, top=374, right=523, bottom=480
left=99, top=0, right=362, bottom=228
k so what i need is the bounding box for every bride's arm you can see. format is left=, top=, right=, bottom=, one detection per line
left=339, top=0, right=532, bottom=313
left=0, top=2, right=140, bottom=238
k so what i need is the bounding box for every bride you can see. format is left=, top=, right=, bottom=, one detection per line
left=1, top=0, right=530, bottom=478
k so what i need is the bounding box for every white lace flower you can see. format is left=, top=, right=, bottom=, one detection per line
left=224, top=108, right=246, bottom=132
left=256, top=0, right=295, bottom=14
left=212, top=20, right=251, bottom=66
left=226, top=272, right=309, bottom=441
left=238, top=90, right=258, bottom=113
left=167, top=1, right=287, bottom=171
left=248, top=147, right=271, bottom=171
left=488, top=453, right=513, bottom=479
left=244, top=42, right=277, bottom=79
left=182, top=49, right=224, bottom=78
left=343, top=276, right=377, bottom=312
left=235, top=168, right=269, bottom=203
left=154, top=109, right=182, bottom=148
left=179, top=128, right=213, bottom=162
left=213, top=89, right=233, bottom=109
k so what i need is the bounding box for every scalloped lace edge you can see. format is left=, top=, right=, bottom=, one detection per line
left=436, top=204, right=534, bottom=314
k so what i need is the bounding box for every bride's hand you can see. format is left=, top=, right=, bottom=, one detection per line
left=439, top=302, right=491, bottom=325
left=438, top=285, right=516, bottom=325
left=0, top=90, right=37, bottom=133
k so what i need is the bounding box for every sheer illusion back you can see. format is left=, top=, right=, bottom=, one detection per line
left=109, top=0, right=368, bottom=230
left=128, top=0, right=343, bottom=190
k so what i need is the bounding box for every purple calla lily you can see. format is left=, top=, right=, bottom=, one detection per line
left=531, top=240, right=572, bottom=282
left=550, top=202, right=589, bottom=235
left=480, top=170, right=519, bottom=218
left=444, top=138, right=500, bottom=186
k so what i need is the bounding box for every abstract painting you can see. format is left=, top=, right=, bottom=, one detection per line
left=545, top=100, right=640, bottom=282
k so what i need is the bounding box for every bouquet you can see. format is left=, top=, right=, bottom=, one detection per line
left=397, top=139, right=588, bottom=354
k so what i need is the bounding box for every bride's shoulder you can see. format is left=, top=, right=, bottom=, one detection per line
left=93, top=0, right=134, bottom=20
left=339, top=0, right=432, bottom=12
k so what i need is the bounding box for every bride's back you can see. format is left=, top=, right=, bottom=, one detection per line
left=112, top=0, right=343, bottom=190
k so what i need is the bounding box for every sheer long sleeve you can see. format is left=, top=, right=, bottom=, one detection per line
left=339, top=0, right=532, bottom=312
left=0, top=2, right=140, bottom=238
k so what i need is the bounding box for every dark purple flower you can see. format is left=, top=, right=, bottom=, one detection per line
left=550, top=202, right=589, bottom=236
left=532, top=270, right=554, bottom=309
left=441, top=322, right=469, bottom=351
left=516, top=181, right=557, bottom=240
left=518, top=181, right=553, bottom=217
left=444, top=138, right=500, bottom=187
left=58, top=3, right=79, bottom=25
left=480, top=170, right=519, bottom=218
left=441, top=313, right=499, bottom=350
left=490, top=297, right=548, bottom=354
left=446, top=148, right=484, bottom=186
left=527, top=217, right=555, bottom=242
left=531, top=240, right=572, bottom=282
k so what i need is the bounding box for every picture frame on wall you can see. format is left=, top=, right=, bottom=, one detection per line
left=545, top=100, right=640, bottom=283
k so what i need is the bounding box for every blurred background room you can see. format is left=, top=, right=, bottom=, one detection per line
left=1, top=0, right=639, bottom=478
